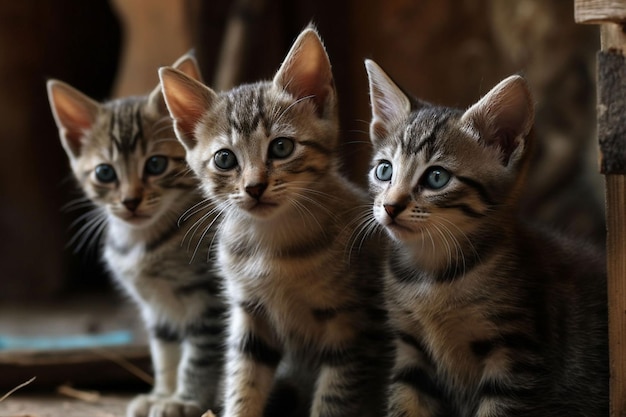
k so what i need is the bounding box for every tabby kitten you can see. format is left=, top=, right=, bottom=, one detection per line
left=47, top=55, right=225, bottom=417
left=365, top=59, right=608, bottom=417
left=159, top=28, right=391, bottom=417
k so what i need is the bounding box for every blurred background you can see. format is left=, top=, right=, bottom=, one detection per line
left=0, top=1, right=604, bottom=316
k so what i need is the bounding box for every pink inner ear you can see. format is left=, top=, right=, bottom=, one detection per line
left=492, top=128, right=520, bottom=165
left=52, top=89, right=98, bottom=152
left=274, top=29, right=333, bottom=116
left=295, top=70, right=330, bottom=116
left=160, top=68, right=213, bottom=143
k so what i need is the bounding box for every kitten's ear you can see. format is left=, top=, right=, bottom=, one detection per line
left=461, top=75, right=534, bottom=167
left=159, top=67, right=217, bottom=150
left=365, top=59, right=412, bottom=143
left=273, top=27, right=334, bottom=117
left=172, top=51, right=204, bottom=83
left=147, top=51, right=204, bottom=115
left=47, top=79, right=101, bottom=159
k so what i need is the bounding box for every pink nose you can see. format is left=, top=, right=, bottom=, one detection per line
left=123, top=198, right=142, bottom=212
left=245, top=183, right=267, bottom=200
left=384, top=203, right=406, bottom=219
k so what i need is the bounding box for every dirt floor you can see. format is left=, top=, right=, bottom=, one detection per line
left=0, top=392, right=132, bottom=417
left=0, top=292, right=149, bottom=417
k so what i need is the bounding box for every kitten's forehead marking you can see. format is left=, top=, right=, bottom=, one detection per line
left=108, top=99, right=146, bottom=157
left=226, top=86, right=271, bottom=138
left=402, top=108, right=452, bottom=161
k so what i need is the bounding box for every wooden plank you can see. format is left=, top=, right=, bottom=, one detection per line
left=605, top=174, right=626, bottom=416
left=588, top=17, right=626, bottom=417
left=597, top=24, right=626, bottom=174
left=576, top=0, right=626, bottom=23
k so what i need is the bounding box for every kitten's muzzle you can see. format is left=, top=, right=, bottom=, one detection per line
left=245, top=183, right=268, bottom=200
left=122, top=197, right=142, bottom=212
left=384, top=203, right=406, bottom=219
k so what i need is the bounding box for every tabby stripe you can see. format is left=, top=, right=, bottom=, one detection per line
left=188, top=355, right=222, bottom=368
left=470, top=339, right=495, bottom=359
left=439, top=203, right=485, bottom=218
left=321, top=393, right=352, bottom=407
left=456, top=175, right=496, bottom=207
left=281, top=231, right=334, bottom=258
left=175, top=280, right=221, bottom=297
left=318, top=346, right=359, bottom=366
left=415, top=130, right=438, bottom=159
left=300, top=139, right=332, bottom=155
left=153, top=324, right=181, bottom=342
left=187, top=323, right=224, bottom=337
left=478, top=378, right=538, bottom=399
left=191, top=341, right=224, bottom=352
left=510, top=359, right=546, bottom=375
left=312, top=307, right=338, bottom=321
left=410, top=115, right=448, bottom=158
left=397, top=332, right=429, bottom=355
left=240, top=333, right=282, bottom=367
left=436, top=230, right=502, bottom=282
left=239, top=299, right=266, bottom=316
left=500, top=332, right=542, bottom=352
left=134, top=106, right=145, bottom=154
left=389, top=253, right=424, bottom=284
left=392, top=367, right=444, bottom=400
left=146, top=221, right=182, bottom=252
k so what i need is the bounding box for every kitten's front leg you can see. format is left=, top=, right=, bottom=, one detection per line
left=386, top=335, right=446, bottom=417
left=311, top=342, right=387, bottom=417
left=223, top=304, right=282, bottom=417
left=163, top=316, right=226, bottom=416
left=127, top=334, right=181, bottom=417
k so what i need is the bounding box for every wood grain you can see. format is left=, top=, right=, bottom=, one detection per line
left=576, top=0, right=626, bottom=23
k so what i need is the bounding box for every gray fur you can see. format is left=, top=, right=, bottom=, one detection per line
left=48, top=55, right=225, bottom=417
left=365, top=59, right=608, bottom=417
left=161, top=28, right=391, bottom=417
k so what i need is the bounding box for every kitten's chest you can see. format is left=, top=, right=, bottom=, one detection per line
left=389, top=274, right=497, bottom=384
left=219, top=225, right=366, bottom=348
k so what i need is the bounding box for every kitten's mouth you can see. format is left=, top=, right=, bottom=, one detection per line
left=247, top=200, right=278, bottom=216
left=385, top=221, right=418, bottom=240
left=118, top=212, right=152, bottom=224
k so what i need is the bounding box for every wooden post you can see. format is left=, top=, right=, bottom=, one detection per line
left=575, top=1, right=626, bottom=416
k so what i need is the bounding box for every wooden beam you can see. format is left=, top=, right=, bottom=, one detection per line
left=576, top=0, right=626, bottom=23
left=599, top=22, right=626, bottom=417
left=575, top=2, right=626, bottom=416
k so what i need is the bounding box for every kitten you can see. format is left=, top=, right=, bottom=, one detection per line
left=159, top=28, right=391, bottom=417
left=47, top=54, right=225, bottom=417
left=365, top=59, right=608, bottom=417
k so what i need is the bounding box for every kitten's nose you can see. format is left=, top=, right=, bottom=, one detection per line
left=384, top=203, right=406, bottom=219
left=123, top=197, right=142, bottom=212
left=245, top=183, right=267, bottom=200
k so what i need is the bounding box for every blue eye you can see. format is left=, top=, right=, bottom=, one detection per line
left=269, top=137, right=294, bottom=159
left=423, top=166, right=451, bottom=190
left=95, top=164, right=117, bottom=183
left=214, top=149, right=238, bottom=170
left=375, top=161, right=393, bottom=181
left=145, top=155, right=168, bottom=176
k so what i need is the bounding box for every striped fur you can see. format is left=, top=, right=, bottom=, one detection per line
left=161, top=28, right=391, bottom=417
left=365, top=60, right=608, bottom=417
left=48, top=55, right=225, bottom=417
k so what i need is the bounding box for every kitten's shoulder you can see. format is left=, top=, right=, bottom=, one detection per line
left=521, top=221, right=606, bottom=281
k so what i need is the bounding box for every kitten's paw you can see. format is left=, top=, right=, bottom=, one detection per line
left=127, top=394, right=159, bottom=417
left=147, top=398, right=204, bottom=417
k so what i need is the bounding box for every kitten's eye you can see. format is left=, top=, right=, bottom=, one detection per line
left=423, top=166, right=451, bottom=190
left=95, top=164, right=117, bottom=183
left=214, top=149, right=238, bottom=170
left=269, top=137, right=294, bottom=159
left=144, top=155, right=168, bottom=176
left=375, top=161, right=393, bottom=181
